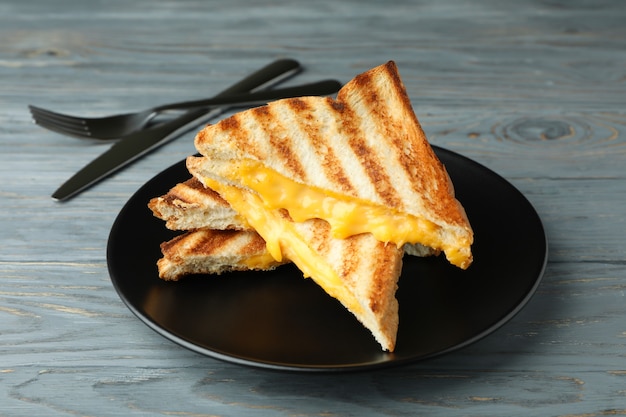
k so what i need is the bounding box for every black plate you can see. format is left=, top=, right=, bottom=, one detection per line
left=107, top=147, right=547, bottom=372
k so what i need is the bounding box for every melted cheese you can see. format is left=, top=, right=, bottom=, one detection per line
left=202, top=177, right=363, bottom=315
left=231, top=160, right=468, bottom=268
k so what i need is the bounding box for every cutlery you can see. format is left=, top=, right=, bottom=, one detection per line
left=31, top=58, right=301, bottom=140
left=52, top=79, right=342, bottom=201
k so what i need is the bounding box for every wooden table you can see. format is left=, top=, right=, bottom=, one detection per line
left=2, top=0, right=625, bottom=415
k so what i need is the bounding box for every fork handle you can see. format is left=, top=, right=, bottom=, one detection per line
left=152, top=80, right=342, bottom=113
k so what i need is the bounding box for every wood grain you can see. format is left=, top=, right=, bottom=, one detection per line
left=1, top=0, right=626, bottom=415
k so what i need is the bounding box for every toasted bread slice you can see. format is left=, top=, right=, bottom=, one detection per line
left=187, top=171, right=402, bottom=351
left=157, top=228, right=284, bottom=281
left=149, top=177, right=249, bottom=231
left=191, top=61, right=473, bottom=268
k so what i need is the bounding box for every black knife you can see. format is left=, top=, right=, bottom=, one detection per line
left=52, top=59, right=307, bottom=201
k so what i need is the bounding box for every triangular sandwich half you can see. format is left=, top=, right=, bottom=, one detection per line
left=191, top=61, right=473, bottom=269
left=186, top=163, right=404, bottom=351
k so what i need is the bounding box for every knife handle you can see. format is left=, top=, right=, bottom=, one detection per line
left=152, top=59, right=302, bottom=113
left=154, top=79, right=342, bottom=112
left=214, top=59, right=302, bottom=97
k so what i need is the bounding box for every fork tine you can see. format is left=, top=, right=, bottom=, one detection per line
left=29, top=105, right=86, bottom=123
left=29, top=106, right=94, bottom=137
left=30, top=112, right=88, bottom=132
left=29, top=105, right=88, bottom=128
left=31, top=117, right=103, bottom=139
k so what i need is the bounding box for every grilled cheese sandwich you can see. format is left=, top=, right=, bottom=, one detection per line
left=149, top=61, right=474, bottom=352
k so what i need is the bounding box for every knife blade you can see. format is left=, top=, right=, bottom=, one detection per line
left=52, top=59, right=304, bottom=201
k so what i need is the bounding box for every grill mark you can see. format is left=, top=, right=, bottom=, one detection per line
left=160, top=230, right=267, bottom=261
left=310, top=219, right=331, bottom=258
left=275, top=98, right=355, bottom=193
left=338, top=233, right=359, bottom=283
left=215, top=112, right=259, bottom=160
left=219, top=116, right=240, bottom=133
left=197, top=186, right=230, bottom=207
left=344, top=66, right=374, bottom=98
left=200, top=113, right=249, bottom=159
left=185, top=178, right=227, bottom=204
left=341, top=89, right=403, bottom=208
left=186, top=177, right=205, bottom=191
left=368, top=242, right=401, bottom=314
left=239, top=231, right=267, bottom=255
left=162, top=192, right=191, bottom=206
left=194, top=230, right=239, bottom=256
left=313, top=100, right=356, bottom=194
left=159, top=233, right=186, bottom=256
left=253, top=105, right=307, bottom=181
left=398, top=131, right=440, bottom=216
left=163, top=178, right=229, bottom=207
